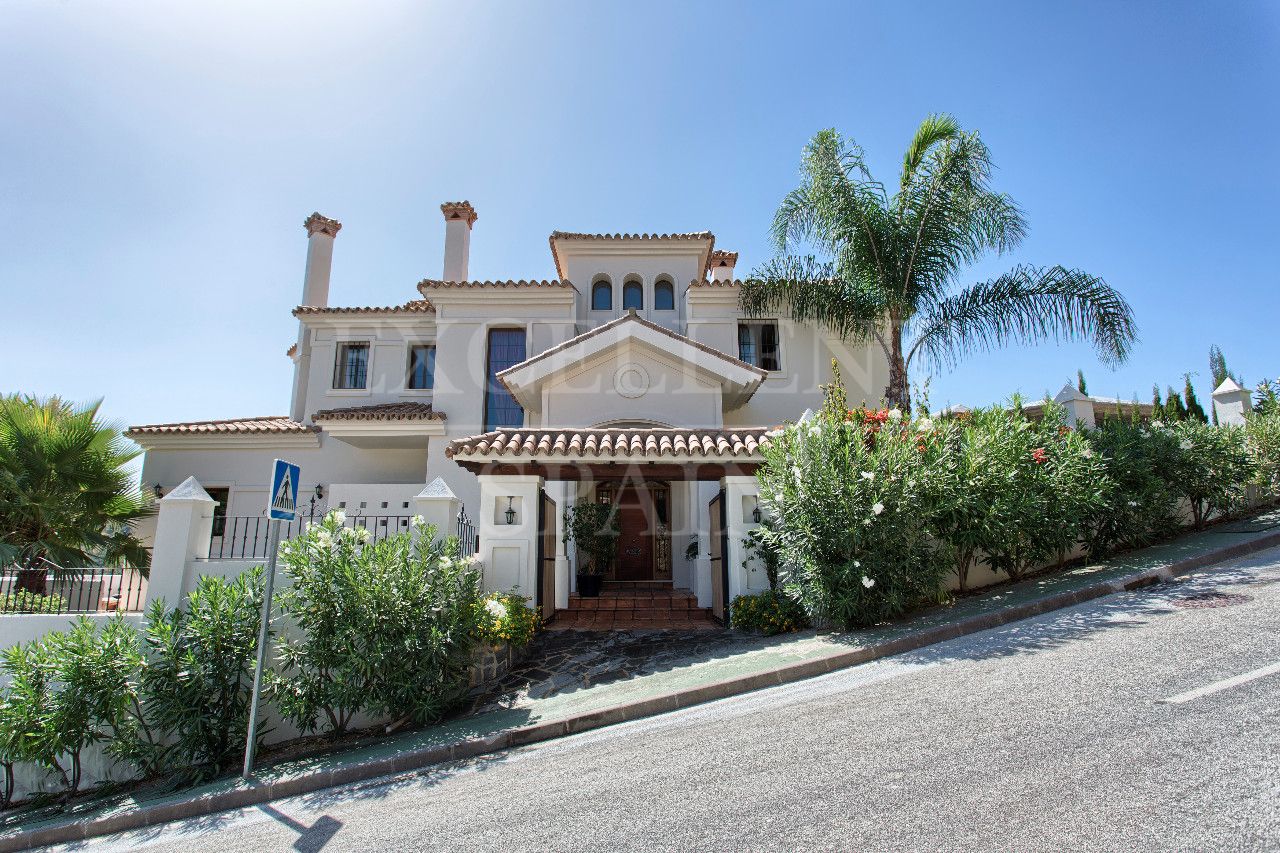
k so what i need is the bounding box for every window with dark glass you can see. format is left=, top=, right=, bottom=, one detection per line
left=654, top=280, right=674, bottom=310
left=623, top=281, right=643, bottom=310
left=591, top=281, right=612, bottom=310
left=407, top=344, right=436, bottom=390
left=484, top=328, right=526, bottom=431
left=737, top=322, right=781, bottom=371
left=206, top=487, right=229, bottom=537
left=333, top=342, right=370, bottom=389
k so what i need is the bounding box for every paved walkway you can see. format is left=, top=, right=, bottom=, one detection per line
left=5, top=507, right=1279, bottom=850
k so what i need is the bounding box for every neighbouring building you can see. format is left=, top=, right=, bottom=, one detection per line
left=127, top=203, right=889, bottom=624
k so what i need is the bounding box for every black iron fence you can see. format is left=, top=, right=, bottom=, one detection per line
left=0, top=562, right=147, bottom=614
left=457, top=506, right=478, bottom=559
left=208, top=514, right=415, bottom=560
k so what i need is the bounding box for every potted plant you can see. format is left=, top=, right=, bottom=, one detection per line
left=565, top=503, right=619, bottom=598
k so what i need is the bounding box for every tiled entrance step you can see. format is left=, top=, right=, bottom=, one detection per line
left=548, top=587, right=720, bottom=631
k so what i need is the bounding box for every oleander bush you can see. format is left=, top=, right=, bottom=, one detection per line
left=1164, top=419, right=1253, bottom=528
left=271, top=512, right=483, bottom=737
left=1245, top=406, right=1280, bottom=499
left=1083, top=418, right=1182, bottom=557
left=475, top=591, right=541, bottom=648
left=729, top=590, right=809, bottom=635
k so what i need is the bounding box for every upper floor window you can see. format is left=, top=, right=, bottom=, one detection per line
left=654, top=280, right=675, bottom=310
left=484, top=328, right=526, bottom=431
left=623, top=280, right=643, bottom=310
left=738, top=322, right=780, bottom=371
left=591, top=281, right=612, bottom=310
left=407, top=344, right=435, bottom=390
left=333, top=342, right=370, bottom=389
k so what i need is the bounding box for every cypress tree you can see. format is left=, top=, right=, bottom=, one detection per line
left=1165, top=387, right=1188, bottom=421
left=1183, top=373, right=1208, bottom=423
left=1152, top=384, right=1163, bottom=417
left=1077, top=369, right=1088, bottom=395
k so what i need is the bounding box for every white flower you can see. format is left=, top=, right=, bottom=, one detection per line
left=356, top=526, right=372, bottom=543
left=916, top=418, right=933, bottom=433
left=329, top=509, right=346, bottom=525
left=863, top=518, right=872, bottom=526
left=791, top=465, right=803, bottom=485
left=860, top=471, right=875, bottom=481
left=484, top=598, right=508, bottom=619
left=809, top=425, right=821, bottom=436
left=861, top=575, right=876, bottom=589
left=411, top=514, right=426, bottom=528
left=872, top=502, right=885, bottom=515
left=313, top=530, right=333, bottom=548
left=853, top=560, right=861, bottom=568
left=1180, top=439, right=1194, bottom=451
left=887, top=408, right=903, bottom=421
left=1082, top=448, right=1094, bottom=458
left=1127, top=501, right=1139, bottom=507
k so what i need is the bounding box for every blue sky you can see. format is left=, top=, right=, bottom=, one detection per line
left=2, top=0, right=1277, bottom=431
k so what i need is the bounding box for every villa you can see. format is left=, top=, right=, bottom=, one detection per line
left=127, top=203, right=889, bottom=626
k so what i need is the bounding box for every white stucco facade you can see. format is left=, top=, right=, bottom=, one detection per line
left=129, top=203, right=891, bottom=619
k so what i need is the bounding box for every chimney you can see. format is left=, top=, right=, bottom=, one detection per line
left=708, top=250, right=737, bottom=282
left=440, top=201, right=477, bottom=282
left=291, top=212, right=341, bottom=423
left=300, top=212, right=342, bottom=306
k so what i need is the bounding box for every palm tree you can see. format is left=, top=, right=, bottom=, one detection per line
left=740, top=115, right=1137, bottom=412
left=0, top=396, right=153, bottom=590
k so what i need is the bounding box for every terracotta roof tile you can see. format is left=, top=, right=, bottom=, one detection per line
left=293, top=300, right=434, bottom=317
left=311, top=402, right=446, bottom=422
left=416, top=279, right=575, bottom=297
left=286, top=343, right=297, bottom=358
left=125, top=416, right=316, bottom=437
left=447, top=427, right=769, bottom=461
left=688, top=278, right=746, bottom=289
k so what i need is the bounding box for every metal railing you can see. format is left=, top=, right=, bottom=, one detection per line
left=208, top=514, right=415, bottom=560
left=0, top=560, right=147, bottom=614
left=457, top=506, right=478, bottom=559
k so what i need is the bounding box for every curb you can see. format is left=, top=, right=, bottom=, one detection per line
left=6, top=528, right=1280, bottom=851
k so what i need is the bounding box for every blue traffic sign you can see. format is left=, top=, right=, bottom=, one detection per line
left=268, top=459, right=301, bottom=521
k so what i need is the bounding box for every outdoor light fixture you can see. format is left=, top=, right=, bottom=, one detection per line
left=752, top=496, right=762, bottom=523
left=309, top=484, right=325, bottom=519
left=505, top=497, right=516, bottom=525
left=153, top=484, right=163, bottom=499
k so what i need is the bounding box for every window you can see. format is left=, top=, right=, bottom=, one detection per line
left=591, top=281, right=612, bottom=310
left=737, top=322, right=781, bottom=371
left=333, top=342, right=370, bottom=389
left=407, top=344, right=435, bottom=390
left=484, top=328, right=526, bottom=431
left=654, top=280, right=674, bottom=310
left=206, top=487, right=229, bottom=537
left=623, top=280, right=643, bottom=310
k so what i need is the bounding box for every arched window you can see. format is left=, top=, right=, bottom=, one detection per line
left=623, top=280, right=643, bottom=310
left=654, top=279, right=675, bottom=310
left=591, top=280, right=612, bottom=311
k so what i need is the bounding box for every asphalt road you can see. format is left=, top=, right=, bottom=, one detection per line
left=71, top=547, right=1280, bottom=852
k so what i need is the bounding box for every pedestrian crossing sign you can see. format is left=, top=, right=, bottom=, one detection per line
left=268, top=459, right=301, bottom=521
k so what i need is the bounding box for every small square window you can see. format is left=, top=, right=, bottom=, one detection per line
left=407, top=344, right=435, bottom=390
left=333, top=342, right=370, bottom=389
left=738, top=322, right=781, bottom=371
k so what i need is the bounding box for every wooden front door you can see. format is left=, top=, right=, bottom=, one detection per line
left=615, top=486, right=654, bottom=581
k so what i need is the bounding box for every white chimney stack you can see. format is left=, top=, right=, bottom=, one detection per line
left=708, top=250, right=737, bottom=282
left=300, top=212, right=341, bottom=306
left=291, top=212, right=341, bottom=423
left=441, top=201, right=477, bottom=282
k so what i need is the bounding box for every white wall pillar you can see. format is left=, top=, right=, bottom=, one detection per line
left=1212, top=378, right=1252, bottom=426
left=146, top=477, right=216, bottom=608
left=1053, top=383, right=1096, bottom=429
left=691, top=481, right=713, bottom=607
left=412, top=477, right=461, bottom=546
left=723, top=475, right=764, bottom=601
left=290, top=212, right=342, bottom=423
left=477, top=473, right=543, bottom=598
left=551, top=481, right=571, bottom=609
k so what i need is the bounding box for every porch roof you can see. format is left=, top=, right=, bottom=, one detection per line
left=447, top=427, right=769, bottom=462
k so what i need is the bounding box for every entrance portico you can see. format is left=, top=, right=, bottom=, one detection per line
left=446, top=427, right=768, bottom=624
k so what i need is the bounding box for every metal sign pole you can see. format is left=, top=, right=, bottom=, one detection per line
left=242, top=517, right=281, bottom=779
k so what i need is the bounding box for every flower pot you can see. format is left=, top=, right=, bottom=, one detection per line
left=576, top=573, right=604, bottom=598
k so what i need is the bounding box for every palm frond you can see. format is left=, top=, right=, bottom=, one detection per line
left=900, top=113, right=961, bottom=191
left=739, top=255, right=886, bottom=347
left=907, top=265, right=1138, bottom=371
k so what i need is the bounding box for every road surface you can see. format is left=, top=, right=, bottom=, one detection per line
left=72, top=547, right=1280, bottom=851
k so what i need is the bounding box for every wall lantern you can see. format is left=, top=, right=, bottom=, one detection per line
left=752, top=496, right=762, bottom=524
left=315, top=484, right=325, bottom=500
left=153, top=484, right=164, bottom=499
left=505, top=497, right=517, bottom=525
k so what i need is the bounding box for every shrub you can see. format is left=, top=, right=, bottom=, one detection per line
left=1246, top=408, right=1280, bottom=500
left=757, top=371, right=950, bottom=630
left=476, top=591, right=541, bottom=648
left=124, top=570, right=264, bottom=781
left=0, top=589, right=66, bottom=614
left=1084, top=418, right=1183, bottom=557
left=272, top=512, right=483, bottom=737
left=564, top=503, right=619, bottom=576
left=729, top=590, right=809, bottom=635
left=1164, top=419, right=1253, bottom=527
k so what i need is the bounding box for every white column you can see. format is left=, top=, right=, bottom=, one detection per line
left=1212, top=379, right=1252, bottom=426
left=477, top=473, right=543, bottom=599
left=441, top=201, right=477, bottom=281
left=691, top=481, right=713, bottom=607
left=1053, top=383, right=1096, bottom=429
left=722, top=475, right=763, bottom=602
left=551, top=481, right=571, bottom=609
left=412, top=477, right=461, bottom=546
left=146, top=477, right=216, bottom=608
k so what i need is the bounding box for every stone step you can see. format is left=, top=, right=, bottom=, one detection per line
left=547, top=607, right=720, bottom=632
